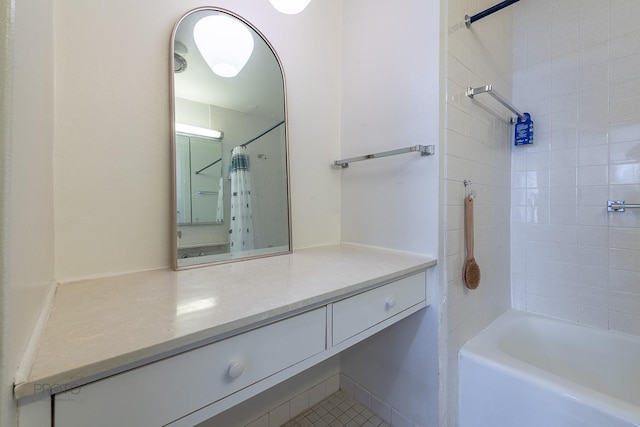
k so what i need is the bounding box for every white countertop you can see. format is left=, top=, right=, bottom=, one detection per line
left=14, top=244, right=436, bottom=400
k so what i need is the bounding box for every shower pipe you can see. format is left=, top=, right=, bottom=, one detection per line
left=465, top=0, right=520, bottom=28
left=194, top=120, right=285, bottom=175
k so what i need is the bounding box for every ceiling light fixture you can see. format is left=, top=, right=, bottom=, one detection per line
left=193, top=14, right=254, bottom=78
left=269, top=0, right=312, bottom=14
left=176, top=123, right=224, bottom=140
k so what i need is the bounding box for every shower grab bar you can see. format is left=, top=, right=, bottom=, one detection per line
left=466, top=85, right=525, bottom=122
left=465, top=0, right=520, bottom=28
left=333, top=144, right=435, bottom=168
left=197, top=191, right=218, bottom=196
left=607, top=200, right=640, bottom=212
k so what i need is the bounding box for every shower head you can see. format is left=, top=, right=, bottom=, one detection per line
left=174, top=53, right=187, bottom=73
left=174, top=41, right=188, bottom=73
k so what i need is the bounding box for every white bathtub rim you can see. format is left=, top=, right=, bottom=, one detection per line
left=460, top=348, right=640, bottom=425
left=464, top=309, right=640, bottom=350
left=460, top=309, right=640, bottom=425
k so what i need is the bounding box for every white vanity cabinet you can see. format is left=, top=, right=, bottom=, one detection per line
left=15, top=245, right=436, bottom=427
left=332, top=272, right=426, bottom=345
left=54, top=308, right=327, bottom=427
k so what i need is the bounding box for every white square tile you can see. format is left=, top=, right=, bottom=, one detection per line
left=577, top=185, right=607, bottom=206
left=610, top=141, right=640, bottom=165
left=268, top=402, right=290, bottom=427
left=550, top=168, right=577, bottom=188
left=549, top=205, right=577, bottom=225
left=609, top=227, right=640, bottom=250
left=609, top=290, right=640, bottom=315
left=371, top=395, right=391, bottom=423
left=550, top=186, right=577, bottom=206
left=577, top=165, right=608, bottom=186
left=610, top=2, right=640, bottom=41
left=577, top=226, right=608, bottom=247
left=316, top=381, right=334, bottom=400
left=290, top=391, right=309, bottom=419
left=609, top=269, right=640, bottom=293
left=612, top=98, right=640, bottom=126
left=609, top=121, right=640, bottom=144
left=391, top=408, right=414, bottom=427
left=309, top=382, right=326, bottom=407
left=578, top=265, right=608, bottom=288
left=578, top=145, right=608, bottom=167
left=353, top=383, right=371, bottom=410
left=578, top=245, right=608, bottom=268
left=609, top=248, right=640, bottom=272
left=610, top=163, right=640, bottom=185
left=246, top=414, right=269, bottom=427
left=610, top=311, right=640, bottom=335
left=578, top=285, right=608, bottom=308
left=578, top=305, right=609, bottom=329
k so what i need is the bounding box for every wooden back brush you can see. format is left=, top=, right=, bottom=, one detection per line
left=463, top=194, right=481, bottom=289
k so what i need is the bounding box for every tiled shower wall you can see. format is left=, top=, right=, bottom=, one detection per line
left=442, top=0, right=513, bottom=426
left=511, top=0, right=640, bottom=336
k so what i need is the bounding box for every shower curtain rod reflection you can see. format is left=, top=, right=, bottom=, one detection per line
left=195, top=120, right=285, bottom=175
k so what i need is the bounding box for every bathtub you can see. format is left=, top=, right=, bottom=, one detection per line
left=459, top=309, right=640, bottom=427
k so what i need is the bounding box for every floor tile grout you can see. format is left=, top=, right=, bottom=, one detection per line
left=281, top=390, right=391, bottom=427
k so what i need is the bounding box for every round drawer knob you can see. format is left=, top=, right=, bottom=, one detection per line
left=228, top=361, right=245, bottom=379
left=385, top=297, right=396, bottom=309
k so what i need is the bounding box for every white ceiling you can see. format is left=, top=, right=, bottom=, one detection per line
left=173, top=10, right=285, bottom=121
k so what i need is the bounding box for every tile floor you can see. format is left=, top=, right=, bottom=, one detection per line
left=281, top=390, right=391, bottom=427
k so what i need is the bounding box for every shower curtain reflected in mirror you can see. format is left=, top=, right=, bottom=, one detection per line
left=215, top=175, right=224, bottom=224
left=229, top=146, right=254, bottom=253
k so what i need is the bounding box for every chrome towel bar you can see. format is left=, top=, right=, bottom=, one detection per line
left=333, top=145, right=435, bottom=169
left=608, top=200, right=640, bottom=212
left=466, top=85, right=525, bottom=122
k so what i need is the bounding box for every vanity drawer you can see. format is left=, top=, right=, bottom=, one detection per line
left=332, top=272, right=426, bottom=345
left=54, top=308, right=326, bottom=427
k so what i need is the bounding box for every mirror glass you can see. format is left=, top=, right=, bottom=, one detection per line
left=171, top=8, right=291, bottom=269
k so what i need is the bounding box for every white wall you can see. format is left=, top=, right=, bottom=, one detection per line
left=442, top=0, right=514, bottom=425
left=0, top=1, right=342, bottom=425
left=511, top=0, right=640, bottom=336
left=338, top=0, right=441, bottom=425
left=0, top=0, right=55, bottom=425
left=53, top=0, right=342, bottom=281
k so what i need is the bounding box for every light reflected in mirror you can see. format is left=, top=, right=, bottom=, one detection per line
left=171, top=8, right=291, bottom=269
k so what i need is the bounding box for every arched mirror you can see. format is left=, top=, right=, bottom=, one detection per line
left=171, top=8, right=291, bottom=269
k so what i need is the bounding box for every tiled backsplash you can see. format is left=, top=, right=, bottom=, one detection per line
left=511, top=0, right=640, bottom=336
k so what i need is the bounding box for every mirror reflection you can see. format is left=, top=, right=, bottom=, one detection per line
left=172, top=8, right=291, bottom=269
left=175, top=133, right=224, bottom=225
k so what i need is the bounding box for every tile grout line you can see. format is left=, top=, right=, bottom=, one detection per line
left=282, top=390, right=391, bottom=427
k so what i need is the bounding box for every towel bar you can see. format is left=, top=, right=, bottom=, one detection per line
left=608, top=200, right=640, bottom=212
left=333, top=145, right=435, bottom=168
left=466, top=85, right=525, bottom=122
